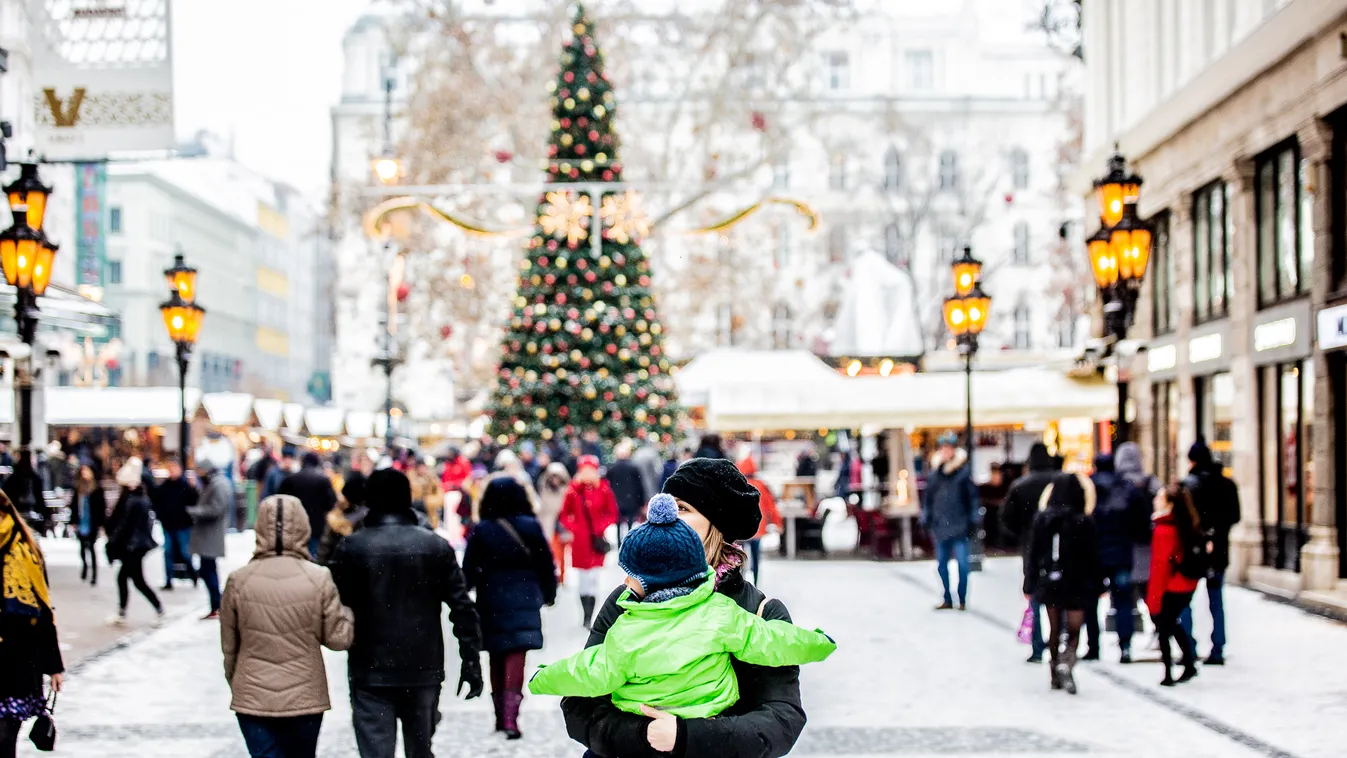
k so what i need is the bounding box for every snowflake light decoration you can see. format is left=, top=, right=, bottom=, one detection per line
left=539, top=190, right=592, bottom=245
left=600, top=190, right=650, bottom=244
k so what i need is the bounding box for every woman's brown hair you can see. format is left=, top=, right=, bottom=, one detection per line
left=702, top=523, right=747, bottom=569
left=1164, top=481, right=1202, bottom=543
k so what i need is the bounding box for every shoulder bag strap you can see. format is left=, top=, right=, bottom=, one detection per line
left=496, top=518, right=531, bottom=557
left=756, top=597, right=773, bottom=617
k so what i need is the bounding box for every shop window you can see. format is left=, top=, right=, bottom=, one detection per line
left=1192, top=182, right=1229, bottom=322
left=1256, top=140, right=1312, bottom=306
left=1151, top=212, right=1175, bottom=334
left=1152, top=380, right=1180, bottom=483
left=1195, top=372, right=1235, bottom=474
left=1259, top=360, right=1314, bottom=571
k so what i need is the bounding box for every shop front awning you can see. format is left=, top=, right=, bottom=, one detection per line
left=704, top=367, right=1116, bottom=432
left=200, top=392, right=256, bottom=427
left=253, top=398, right=284, bottom=431
left=45, top=386, right=203, bottom=426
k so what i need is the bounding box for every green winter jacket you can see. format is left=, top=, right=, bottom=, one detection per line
left=529, top=570, right=835, bottom=718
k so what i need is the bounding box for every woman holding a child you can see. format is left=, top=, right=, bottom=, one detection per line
left=558, top=458, right=820, bottom=758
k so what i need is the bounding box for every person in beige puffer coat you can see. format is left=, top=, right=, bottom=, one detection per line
left=221, top=495, right=354, bottom=757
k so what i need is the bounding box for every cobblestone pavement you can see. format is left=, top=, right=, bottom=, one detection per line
left=20, top=552, right=1347, bottom=757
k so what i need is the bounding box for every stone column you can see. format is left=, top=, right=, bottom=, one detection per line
left=1224, top=156, right=1263, bottom=585
left=1300, top=118, right=1340, bottom=592
left=1169, top=194, right=1198, bottom=470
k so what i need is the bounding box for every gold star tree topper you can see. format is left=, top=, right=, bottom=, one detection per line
left=539, top=190, right=593, bottom=245
left=600, top=190, right=651, bottom=244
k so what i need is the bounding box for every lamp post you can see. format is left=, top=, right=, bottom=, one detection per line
left=159, top=251, right=204, bottom=466
left=1089, top=149, right=1152, bottom=445
left=943, top=245, right=991, bottom=570
left=368, top=58, right=404, bottom=453
left=1, top=163, right=56, bottom=462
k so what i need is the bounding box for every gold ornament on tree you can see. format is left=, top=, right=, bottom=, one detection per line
left=539, top=191, right=593, bottom=245
left=600, top=190, right=651, bottom=244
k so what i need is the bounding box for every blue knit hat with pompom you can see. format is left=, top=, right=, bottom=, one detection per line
left=618, top=493, right=709, bottom=596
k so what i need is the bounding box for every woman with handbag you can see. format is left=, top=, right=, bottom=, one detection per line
left=0, top=490, right=64, bottom=756
left=463, top=476, right=557, bottom=740
left=105, top=458, right=164, bottom=627
left=558, top=455, right=617, bottom=629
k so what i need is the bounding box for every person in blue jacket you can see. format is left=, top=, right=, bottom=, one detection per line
left=921, top=432, right=981, bottom=610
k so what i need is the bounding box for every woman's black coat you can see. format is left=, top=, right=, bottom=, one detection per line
left=561, top=568, right=806, bottom=758
left=106, top=488, right=158, bottom=561
left=70, top=487, right=107, bottom=538
left=462, top=514, right=558, bottom=654
left=1023, top=505, right=1103, bottom=610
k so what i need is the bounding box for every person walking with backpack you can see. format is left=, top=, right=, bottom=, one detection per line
left=1147, top=482, right=1202, bottom=687
left=1089, top=454, right=1151, bottom=663
left=1023, top=473, right=1102, bottom=694
left=1180, top=439, right=1240, bottom=665
left=463, top=477, right=557, bottom=740
left=559, top=456, right=618, bottom=629
left=921, top=432, right=981, bottom=611
left=1002, top=443, right=1059, bottom=663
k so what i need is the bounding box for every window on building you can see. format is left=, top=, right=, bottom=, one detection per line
left=883, top=222, right=905, bottom=266
left=1152, top=380, right=1180, bottom=482
left=1013, top=303, right=1031, bottom=349
left=772, top=303, right=793, bottom=348
left=883, top=147, right=903, bottom=192
left=106, top=260, right=122, bottom=284
left=938, top=230, right=959, bottom=264
left=1055, top=312, right=1076, bottom=348
left=1195, top=372, right=1235, bottom=474
left=905, top=49, right=933, bottom=91
left=1256, top=140, right=1312, bottom=306
left=825, top=51, right=849, bottom=91
left=109, top=207, right=122, bottom=234
left=1192, top=181, right=1230, bottom=322
left=1150, top=211, right=1176, bottom=334
left=775, top=221, right=792, bottom=270
left=1009, top=149, right=1029, bottom=189
left=828, top=154, right=848, bottom=191
left=1259, top=360, right=1314, bottom=572
left=772, top=155, right=790, bottom=188
left=828, top=226, right=847, bottom=263
left=1012, top=221, right=1030, bottom=265
left=938, top=150, right=960, bottom=191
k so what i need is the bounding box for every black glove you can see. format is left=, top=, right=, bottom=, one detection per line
left=457, top=657, right=483, bottom=700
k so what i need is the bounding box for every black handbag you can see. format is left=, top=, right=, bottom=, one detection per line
left=29, top=690, right=56, bottom=751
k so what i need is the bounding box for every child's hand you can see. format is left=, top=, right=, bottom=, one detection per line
left=624, top=576, right=646, bottom=599
left=640, top=705, right=677, bottom=752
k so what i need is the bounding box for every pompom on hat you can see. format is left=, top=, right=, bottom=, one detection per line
left=618, top=494, right=709, bottom=595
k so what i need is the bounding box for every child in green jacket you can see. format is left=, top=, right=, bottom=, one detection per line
left=529, top=493, right=835, bottom=718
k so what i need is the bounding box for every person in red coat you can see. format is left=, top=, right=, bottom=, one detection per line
left=1147, top=481, right=1202, bottom=687
left=558, top=455, right=617, bottom=629
left=737, top=456, right=782, bottom=586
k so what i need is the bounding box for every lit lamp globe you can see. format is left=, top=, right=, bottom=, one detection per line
left=160, top=292, right=206, bottom=346
left=1109, top=207, right=1153, bottom=285
left=1093, top=151, right=1141, bottom=229
left=5, top=164, right=52, bottom=233
left=163, top=252, right=198, bottom=303
left=0, top=211, right=57, bottom=294
left=1088, top=224, right=1118, bottom=290
left=372, top=152, right=403, bottom=185
left=964, top=283, right=991, bottom=336
left=943, top=296, right=969, bottom=337
left=951, top=246, right=982, bottom=297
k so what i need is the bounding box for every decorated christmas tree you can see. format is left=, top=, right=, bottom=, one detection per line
left=485, top=2, right=681, bottom=447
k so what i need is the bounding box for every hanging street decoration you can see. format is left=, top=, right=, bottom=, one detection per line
left=538, top=190, right=594, bottom=245
left=600, top=190, right=650, bottom=244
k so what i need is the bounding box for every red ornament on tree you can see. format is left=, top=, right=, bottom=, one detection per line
left=439, top=325, right=453, bottom=339
left=556, top=293, right=567, bottom=305
left=396, top=283, right=411, bottom=302
left=575, top=144, right=586, bottom=155
left=588, top=130, right=599, bottom=141
left=560, top=117, right=572, bottom=128
left=602, top=170, right=614, bottom=181
left=751, top=111, right=767, bottom=131
left=564, top=71, right=575, bottom=83
left=585, top=271, right=597, bottom=282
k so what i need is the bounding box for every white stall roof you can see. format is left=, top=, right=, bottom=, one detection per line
left=304, top=407, right=346, bottom=437
left=282, top=403, right=306, bottom=432
left=46, top=387, right=202, bottom=426
left=253, top=399, right=284, bottom=431
left=705, top=368, right=1114, bottom=432
left=201, top=392, right=255, bottom=427
left=675, top=349, right=840, bottom=407
left=345, top=411, right=376, bottom=439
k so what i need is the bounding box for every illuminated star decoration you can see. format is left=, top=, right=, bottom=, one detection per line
left=539, top=190, right=593, bottom=246
left=600, top=190, right=650, bottom=244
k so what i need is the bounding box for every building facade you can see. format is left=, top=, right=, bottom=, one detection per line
left=1084, top=0, right=1347, bottom=605
left=329, top=1, right=1084, bottom=423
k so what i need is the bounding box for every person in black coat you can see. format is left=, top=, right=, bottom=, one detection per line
left=1090, top=454, right=1152, bottom=663
left=328, top=469, right=484, bottom=757
left=1181, top=439, right=1241, bottom=665
left=693, top=433, right=727, bottom=461
left=463, top=477, right=557, bottom=740
left=70, top=464, right=107, bottom=586
left=153, top=457, right=198, bottom=591
left=605, top=441, right=648, bottom=544
left=105, top=459, right=164, bottom=625
left=1000, top=442, right=1059, bottom=662
left=279, top=452, right=338, bottom=558
left=1024, top=472, right=1102, bottom=695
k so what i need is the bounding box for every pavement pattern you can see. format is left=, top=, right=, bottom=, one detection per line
left=20, top=542, right=1347, bottom=757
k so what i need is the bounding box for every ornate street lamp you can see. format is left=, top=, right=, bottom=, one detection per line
left=4, top=163, right=51, bottom=233
left=943, top=248, right=992, bottom=571
left=160, top=255, right=205, bottom=466
left=1090, top=151, right=1152, bottom=445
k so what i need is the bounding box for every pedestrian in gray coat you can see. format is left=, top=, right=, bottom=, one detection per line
left=188, top=459, right=232, bottom=619
left=921, top=432, right=981, bottom=610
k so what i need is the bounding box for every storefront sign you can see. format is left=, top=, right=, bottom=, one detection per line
left=1318, top=303, right=1347, bottom=351
left=1189, top=333, right=1223, bottom=364
left=1147, top=344, right=1178, bottom=372
left=74, top=162, right=106, bottom=289
left=1254, top=317, right=1297, bottom=352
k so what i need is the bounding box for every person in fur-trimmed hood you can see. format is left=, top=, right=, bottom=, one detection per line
left=921, top=432, right=981, bottom=610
